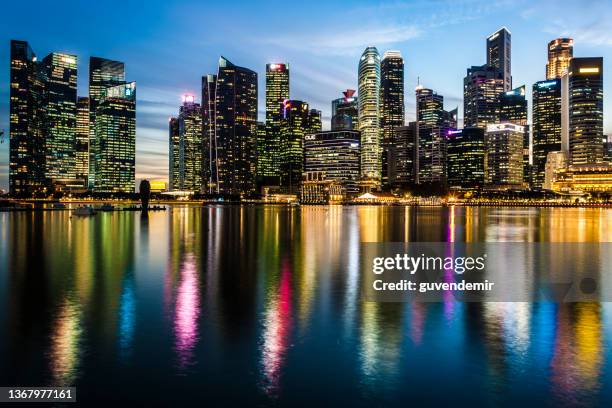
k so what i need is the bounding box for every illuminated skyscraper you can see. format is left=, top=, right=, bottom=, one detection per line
left=88, top=57, right=125, bottom=188
left=499, top=85, right=529, bottom=184
left=380, top=51, right=405, bottom=186
left=263, top=63, right=289, bottom=181
left=487, top=27, right=512, bottom=92
left=358, top=46, right=381, bottom=182
left=205, top=56, right=258, bottom=196
left=568, top=57, right=604, bottom=166
left=463, top=64, right=504, bottom=128
left=201, top=74, right=216, bottom=193
left=532, top=79, right=562, bottom=187
left=75, top=96, right=90, bottom=182
left=169, top=95, right=202, bottom=192
left=547, top=38, right=573, bottom=80
left=9, top=40, right=45, bottom=195
left=485, top=123, right=524, bottom=189
left=279, top=100, right=317, bottom=194
left=390, top=122, right=417, bottom=187
left=446, top=128, right=486, bottom=189
left=93, top=82, right=136, bottom=193
left=415, top=87, right=451, bottom=185
left=332, top=89, right=358, bottom=130
left=304, top=130, right=361, bottom=194
left=40, top=52, right=78, bottom=184
left=168, top=117, right=180, bottom=191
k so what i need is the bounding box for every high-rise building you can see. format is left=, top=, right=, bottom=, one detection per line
left=9, top=40, right=45, bottom=195
left=40, top=52, right=78, bottom=184
left=332, top=89, right=358, bottom=130
left=168, top=117, right=180, bottom=191
left=169, top=95, right=202, bottom=192
left=568, top=57, right=604, bottom=166
left=485, top=123, right=524, bottom=189
left=201, top=74, right=217, bottom=193
left=93, top=82, right=136, bottom=193
left=380, top=51, right=405, bottom=186
left=446, top=128, right=486, bottom=190
left=205, top=57, right=258, bottom=196
left=544, top=151, right=567, bottom=190
left=547, top=38, right=573, bottom=80
left=416, top=87, right=450, bottom=185
left=391, top=122, right=417, bottom=187
left=487, top=27, right=512, bottom=92
left=532, top=79, right=562, bottom=187
left=262, top=63, right=289, bottom=180
left=75, top=96, right=89, bottom=182
left=279, top=100, right=319, bottom=194
left=358, top=46, right=381, bottom=182
left=499, top=85, right=529, bottom=184
left=304, top=130, right=361, bottom=194
left=88, top=57, right=125, bottom=188
left=463, top=64, right=505, bottom=128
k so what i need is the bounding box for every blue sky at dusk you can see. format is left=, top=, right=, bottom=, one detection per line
left=1, top=0, right=611, bottom=189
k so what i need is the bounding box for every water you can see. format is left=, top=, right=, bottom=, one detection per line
left=1, top=205, right=612, bottom=406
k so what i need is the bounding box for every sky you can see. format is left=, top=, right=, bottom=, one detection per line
left=1, top=0, right=612, bottom=190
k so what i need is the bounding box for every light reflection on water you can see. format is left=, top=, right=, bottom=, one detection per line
left=0, top=206, right=611, bottom=406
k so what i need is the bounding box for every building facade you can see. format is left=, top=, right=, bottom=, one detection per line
left=547, top=38, right=573, bottom=80
left=169, top=96, right=202, bottom=192
left=532, top=79, right=562, bottom=187
left=380, top=51, right=405, bottom=186
left=487, top=27, right=512, bottom=92
left=358, top=46, right=381, bottom=182
left=463, top=65, right=505, bottom=128
left=485, top=123, right=524, bottom=189
left=75, top=96, right=90, bottom=183
left=332, top=89, right=358, bottom=131
left=262, top=63, right=289, bottom=181
left=304, top=130, right=361, bottom=195
left=205, top=57, right=258, bottom=196
left=568, top=57, right=604, bottom=166
left=391, top=123, right=417, bottom=187
left=93, top=82, right=136, bottom=193
left=446, top=128, right=486, bottom=190
left=88, top=57, right=125, bottom=188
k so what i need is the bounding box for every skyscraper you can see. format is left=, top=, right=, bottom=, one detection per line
left=415, top=87, right=450, bottom=185
left=532, top=79, right=562, bottom=187
left=463, top=64, right=505, bottom=128
left=169, top=95, right=202, bottom=192
left=279, top=100, right=313, bottom=194
left=391, top=122, right=417, bottom=187
left=547, top=38, right=573, bottom=80
left=93, top=82, right=136, bottom=193
left=201, top=74, right=217, bottom=193
left=206, top=56, right=258, bottom=196
left=75, top=96, right=90, bottom=182
left=304, top=130, right=361, bottom=194
left=88, top=57, right=125, bottom=188
left=485, top=123, right=524, bottom=189
left=380, top=51, right=405, bottom=186
left=168, top=116, right=180, bottom=191
left=446, top=128, right=486, bottom=190
left=487, top=27, right=512, bottom=92
left=568, top=57, right=604, bottom=166
left=332, top=89, right=358, bottom=131
left=358, top=46, right=381, bottom=183
left=9, top=40, right=45, bottom=195
left=40, top=52, right=78, bottom=184
left=262, top=63, right=289, bottom=181
left=499, top=85, right=529, bottom=184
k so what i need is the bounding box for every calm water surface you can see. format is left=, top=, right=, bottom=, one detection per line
left=1, top=205, right=612, bottom=406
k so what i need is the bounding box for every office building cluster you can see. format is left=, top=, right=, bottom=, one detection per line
left=9, top=40, right=135, bottom=195
left=9, top=27, right=609, bottom=199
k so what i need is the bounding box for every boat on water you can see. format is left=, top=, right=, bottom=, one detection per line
left=99, top=204, right=115, bottom=211
left=73, top=206, right=96, bottom=216
left=53, top=203, right=67, bottom=209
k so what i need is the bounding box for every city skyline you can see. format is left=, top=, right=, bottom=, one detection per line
left=1, top=0, right=612, bottom=190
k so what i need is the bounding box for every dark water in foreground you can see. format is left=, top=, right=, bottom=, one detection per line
left=1, top=205, right=612, bottom=407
